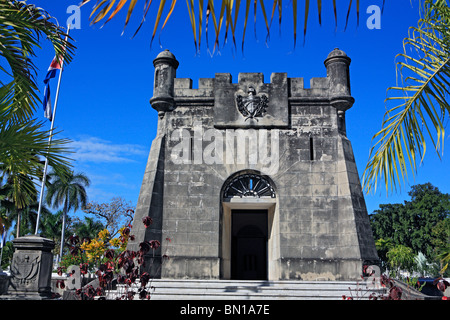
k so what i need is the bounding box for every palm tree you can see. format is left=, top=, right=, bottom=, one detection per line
left=0, top=174, right=39, bottom=237
left=72, top=216, right=105, bottom=241
left=80, top=0, right=374, bottom=52
left=0, top=1, right=75, bottom=212
left=38, top=210, right=74, bottom=256
left=38, top=210, right=63, bottom=243
left=10, top=199, right=52, bottom=237
left=363, top=0, right=450, bottom=193
left=45, top=169, right=90, bottom=261
left=0, top=179, right=14, bottom=236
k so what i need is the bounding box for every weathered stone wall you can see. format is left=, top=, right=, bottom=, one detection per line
left=127, top=49, right=379, bottom=281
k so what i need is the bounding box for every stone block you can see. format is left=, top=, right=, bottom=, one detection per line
left=214, top=73, right=289, bottom=128
left=7, top=235, right=55, bottom=299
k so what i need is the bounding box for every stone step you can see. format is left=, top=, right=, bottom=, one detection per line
left=107, top=279, right=387, bottom=300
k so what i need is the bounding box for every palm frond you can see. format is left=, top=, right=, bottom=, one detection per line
left=0, top=118, right=72, bottom=208
left=0, top=1, right=75, bottom=210
left=81, top=0, right=372, bottom=52
left=363, top=0, right=450, bottom=194
left=0, top=0, right=75, bottom=122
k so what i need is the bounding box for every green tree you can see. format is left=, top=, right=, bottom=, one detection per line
left=71, top=216, right=105, bottom=241
left=0, top=241, right=13, bottom=270
left=0, top=178, right=14, bottom=236
left=38, top=210, right=63, bottom=243
left=370, top=204, right=404, bottom=241
left=370, top=183, right=450, bottom=260
left=45, top=169, right=90, bottom=260
left=0, top=1, right=75, bottom=211
left=12, top=198, right=52, bottom=237
left=375, top=238, right=393, bottom=271
left=432, top=217, right=450, bottom=249
left=363, top=0, right=450, bottom=193
left=0, top=175, right=52, bottom=237
left=1, top=173, right=38, bottom=237
left=386, top=244, right=416, bottom=277
left=406, top=183, right=450, bottom=257
left=432, top=217, right=450, bottom=275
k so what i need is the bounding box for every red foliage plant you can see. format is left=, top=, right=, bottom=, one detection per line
left=70, top=216, right=169, bottom=300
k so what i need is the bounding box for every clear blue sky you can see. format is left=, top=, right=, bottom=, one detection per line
left=28, top=0, right=449, bottom=217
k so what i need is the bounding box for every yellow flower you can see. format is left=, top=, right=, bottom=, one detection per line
left=80, top=242, right=90, bottom=251
left=109, top=238, right=120, bottom=247
left=98, top=229, right=110, bottom=241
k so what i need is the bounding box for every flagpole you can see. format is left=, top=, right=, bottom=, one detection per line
left=0, top=227, right=5, bottom=271
left=35, top=25, right=71, bottom=236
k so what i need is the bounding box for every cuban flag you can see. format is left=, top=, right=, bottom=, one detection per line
left=43, top=56, right=62, bottom=121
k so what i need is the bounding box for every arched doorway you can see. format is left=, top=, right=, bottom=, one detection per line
left=220, top=172, right=277, bottom=280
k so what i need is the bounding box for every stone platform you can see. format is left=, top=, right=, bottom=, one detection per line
left=108, top=279, right=388, bottom=300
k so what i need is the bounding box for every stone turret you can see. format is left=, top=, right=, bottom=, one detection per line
left=324, top=48, right=355, bottom=135
left=150, top=49, right=179, bottom=118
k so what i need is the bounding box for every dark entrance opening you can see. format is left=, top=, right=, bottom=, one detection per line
left=231, top=210, right=268, bottom=280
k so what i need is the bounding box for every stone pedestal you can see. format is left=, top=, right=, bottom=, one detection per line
left=6, top=235, right=55, bottom=299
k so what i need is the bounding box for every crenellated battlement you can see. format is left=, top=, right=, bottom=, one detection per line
left=174, top=78, right=214, bottom=98
left=173, top=74, right=333, bottom=98
left=153, top=48, right=354, bottom=121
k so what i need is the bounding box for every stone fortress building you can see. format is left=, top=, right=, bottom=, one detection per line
left=127, top=48, right=379, bottom=281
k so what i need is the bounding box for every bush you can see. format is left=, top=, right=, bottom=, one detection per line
left=60, top=217, right=169, bottom=300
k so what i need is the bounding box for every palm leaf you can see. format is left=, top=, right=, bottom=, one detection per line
left=124, top=0, right=139, bottom=34
left=268, top=0, right=282, bottom=33
left=0, top=1, right=75, bottom=122
left=157, top=0, right=179, bottom=47
left=151, top=0, right=166, bottom=42
left=303, top=0, right=309, bottom=45
left=205, top=0, right=220, bottom=53
left=0, top=2, right=74, bottom=210
left=241, top=0, right=251, bottom=52
left=223, top=0, right=236, bottom=48
left=105, top=0, right=129, bottom=24
left=132, top=0, right=155, bottom=38
left=91, top=0, right=116, bottom=23
left=363, top=0, right=450, bottom=194
left=186, top=0, right=198, bottom=50
left=251, top=0, right=270, bottom=44
left=0, top=119, right=72, bottom=209
left=198, top=0, right=204, bottom=50
left=81, top=0, right=373, bottom=51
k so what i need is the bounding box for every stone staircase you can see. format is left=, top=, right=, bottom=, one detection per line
left=107, top=279, right=388, bottom=300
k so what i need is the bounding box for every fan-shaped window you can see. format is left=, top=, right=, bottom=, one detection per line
left=223, top=174, right=276, bottom=198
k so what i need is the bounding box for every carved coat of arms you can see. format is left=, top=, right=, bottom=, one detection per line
left=10, top=254, right=40, bottom=287
left=235, top=86, right=269, bottom=121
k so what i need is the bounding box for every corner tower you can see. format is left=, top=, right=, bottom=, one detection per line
left=128, top=49, right=379, bottom=281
